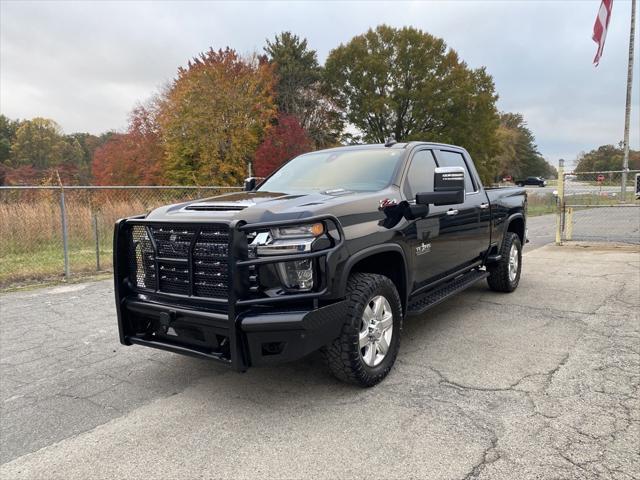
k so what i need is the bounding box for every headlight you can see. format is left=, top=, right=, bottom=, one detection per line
left=271, top=223, right=324, bottom=239
left=249, top=222, right=328, bottom=292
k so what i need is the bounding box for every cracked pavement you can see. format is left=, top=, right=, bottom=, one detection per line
left=1, top=243, right=638, bottom=479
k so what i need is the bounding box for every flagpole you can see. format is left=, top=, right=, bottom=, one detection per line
left=622, top=0, right=636, bottom=198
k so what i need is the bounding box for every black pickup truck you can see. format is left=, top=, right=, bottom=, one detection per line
left=114, top=141, right=527, bottom=386
left=515, top=176, right=546, bottom=187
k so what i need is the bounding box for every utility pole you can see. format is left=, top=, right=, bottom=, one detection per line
left=622, top=0, right=637, bottom=198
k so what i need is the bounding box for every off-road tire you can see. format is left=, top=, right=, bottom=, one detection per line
left=321, top=273, right=403, bottom=387
left=487, top=232, right=522, bottom=293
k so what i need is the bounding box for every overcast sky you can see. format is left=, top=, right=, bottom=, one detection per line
left=1, top=0, right=638, bottom=165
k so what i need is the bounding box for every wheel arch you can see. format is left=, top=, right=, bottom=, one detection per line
left=339, top=244, right=409, bottom=314
left=505, top=213, right=525, bottom=245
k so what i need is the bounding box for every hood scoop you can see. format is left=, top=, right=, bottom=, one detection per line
left=185, top=203, right=248, bottom=211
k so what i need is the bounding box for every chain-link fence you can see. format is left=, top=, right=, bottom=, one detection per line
left=0, top=186, right=242, bottom=289
left=559, top=170, right=640, bottom=243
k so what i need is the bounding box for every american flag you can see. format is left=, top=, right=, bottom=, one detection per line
left=592, top=0, right=614, bottom=66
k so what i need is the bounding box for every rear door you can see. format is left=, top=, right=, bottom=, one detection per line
left=433, top=149, right=491, bottom=269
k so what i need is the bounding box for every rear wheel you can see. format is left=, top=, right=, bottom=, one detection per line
left=487, top=232, right=522, bottom=292
left=322, top=273, right=402, bottom=387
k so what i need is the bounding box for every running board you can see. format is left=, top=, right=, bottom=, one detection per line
left=407, top=269, right=489, bottom=316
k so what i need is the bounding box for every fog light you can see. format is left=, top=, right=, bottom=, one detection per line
left=276, top=259, right=314, bottom=290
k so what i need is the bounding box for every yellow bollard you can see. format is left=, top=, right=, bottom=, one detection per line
left=555, top=166, right=565, bottom=245
left=566, top=207, right=573, bottom=241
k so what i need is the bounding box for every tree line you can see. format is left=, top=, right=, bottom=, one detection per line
left=2, top=26, right=564, bottom=187
left=573, top=144, right=639, bottom=172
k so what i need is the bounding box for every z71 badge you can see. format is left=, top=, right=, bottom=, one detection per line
left=416, top=242, right=431, bottom=256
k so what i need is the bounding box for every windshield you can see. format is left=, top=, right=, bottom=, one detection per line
left=257, top=148, right=405, bottom=194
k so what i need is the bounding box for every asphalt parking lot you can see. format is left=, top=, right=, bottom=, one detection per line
left=1, top=241, right=639, bottom=479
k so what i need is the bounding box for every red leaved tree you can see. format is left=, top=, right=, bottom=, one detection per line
left=253, top=114, right=312, bottom=178
left=92, top=103, right=164, bottom=185
left=0, top=165, right=40, bottom=185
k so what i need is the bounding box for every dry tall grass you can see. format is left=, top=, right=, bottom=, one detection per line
left=0, top=198, right=148, bottom=253
left=1, top=187, right=240, bottom=287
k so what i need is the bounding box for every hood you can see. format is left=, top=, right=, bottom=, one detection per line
left=144, top=188, right=395, bottom=226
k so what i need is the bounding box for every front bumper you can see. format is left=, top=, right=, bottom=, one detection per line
left=119, top=296, right=347, bottom=368
left=113, top=215, right=347, bottom=371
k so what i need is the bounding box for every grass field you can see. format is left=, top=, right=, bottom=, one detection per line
left=0, top=245, right=113, bottom=288
left=0, top=198, right=130, bottom=288
left=528, top=193, right=557, bottom=216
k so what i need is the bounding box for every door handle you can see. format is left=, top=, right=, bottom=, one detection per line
left=446, top=209, right=459, bottom=216
left=480, top=203, right=489, bottom=209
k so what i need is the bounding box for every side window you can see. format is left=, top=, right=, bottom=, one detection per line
left=403, top=150, right=437, bottom=199
left=436, top=150, right=476, bottom=193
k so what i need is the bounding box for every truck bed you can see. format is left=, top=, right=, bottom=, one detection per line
left=485, top=185, right=526, bottom=201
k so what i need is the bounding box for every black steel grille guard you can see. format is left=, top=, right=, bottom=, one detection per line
left=116, top=215, right=345, bottom=307
left=113, top=214, right=345, bottom=371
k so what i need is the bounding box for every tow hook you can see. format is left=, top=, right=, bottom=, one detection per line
left=158, top=311, right=176, bottom=334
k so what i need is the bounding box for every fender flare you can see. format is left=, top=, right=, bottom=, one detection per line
left=337, top=243, right=409, bottom=306
left=503, top=212, right=526, bottom=244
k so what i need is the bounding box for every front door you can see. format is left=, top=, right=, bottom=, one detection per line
left=434, top=149, right=490, bottom=268
left=400, top=149, right=458, bottom=290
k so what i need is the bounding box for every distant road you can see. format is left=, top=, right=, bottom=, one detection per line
left=523, top=182, right=630, bottom=198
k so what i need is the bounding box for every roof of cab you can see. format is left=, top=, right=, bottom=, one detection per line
left=313, top=141, right=465, bottom=153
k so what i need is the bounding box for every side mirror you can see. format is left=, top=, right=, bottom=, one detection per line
left=416, top=167, right=465, bottom=206
left=244, top=177, right=258, bottom=191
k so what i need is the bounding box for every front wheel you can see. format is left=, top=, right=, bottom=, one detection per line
left=322, top=273, right=403, bottom=387
left=487, top=232, right=522, bottom=292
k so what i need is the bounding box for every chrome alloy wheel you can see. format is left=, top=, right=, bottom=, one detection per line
left=359, top=295, right=394, bottom=367
left=508, top=243, right=519, bottom=282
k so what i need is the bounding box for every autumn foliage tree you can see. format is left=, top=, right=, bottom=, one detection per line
left=492, top=113, right=557, bottom=180
left=254, top=114, right=313, bottom=177
left=159, top=48, right=276, bottom=185
left=264, top=32, right=341, bottom=148
left=574, top=144, right=640, bottom=173
left=324, top=25, right=501, bottom=182
left=2, top=33, right=561, bottom=187
left=1, top=117, right=87, bottom=185
left=92, top=102, right=164, bottom=185
left=0, top=115, right=20, bottom=165
left=10, top=118, right=82, bottom=169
